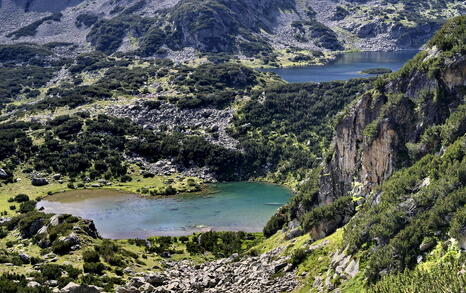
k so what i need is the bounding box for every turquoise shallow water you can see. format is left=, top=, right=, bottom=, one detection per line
left=261, top=51, right=419, bottom=83
left=37, top=182, right=292, bottom=239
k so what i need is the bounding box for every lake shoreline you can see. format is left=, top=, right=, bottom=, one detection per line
left=259, top=50, right=419, bottom=83
left=40, top=179, right=294, bottom=202
left=37, top=182, right=293, bottom=239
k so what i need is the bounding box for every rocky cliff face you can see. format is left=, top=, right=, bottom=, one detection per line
left=319, top=51, right=466, bottom=204
left=168, top=0, right=293, bottom=53
left=282, top=34, right=463, bottom=243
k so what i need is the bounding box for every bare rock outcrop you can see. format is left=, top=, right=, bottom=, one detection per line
left=319, top=53, right=466, bottom=204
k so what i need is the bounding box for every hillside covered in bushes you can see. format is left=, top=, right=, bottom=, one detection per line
left=0, top=1, right=464, bottom=292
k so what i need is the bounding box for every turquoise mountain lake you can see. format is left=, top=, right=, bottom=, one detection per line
left=261, top=50, right=418, bottom=83
left=37, top=182, right=292, bottom=239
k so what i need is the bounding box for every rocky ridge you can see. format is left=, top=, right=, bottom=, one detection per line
left=1, top=0, right=464, bottom=61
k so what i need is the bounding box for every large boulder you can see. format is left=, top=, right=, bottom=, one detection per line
left=20, top=217, right=45, bottom=238
left=457, top=229, right=466, bottom=250
left=73, top=219, right=100, bottom=239
left=27, top=281, right=41, bottom=288
left=61, top=282, right=101, bottom=293
left=32, top=177, right=49, bottom=186
left=115, top=287, right=139, bottom=293
left=0, top=168, right=9, bottom=179
left=60, top=232, right=80, bottom=246
left=19, top=253, right=30, bottom=264
left=285, top=227, right=303, bottom=240
left=128, top=277, right=145, bottom=288
left=144, top=273, right=167, bottom=286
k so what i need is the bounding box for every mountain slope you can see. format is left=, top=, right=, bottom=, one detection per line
left=0, top=12, right=463, bottom=293
left=265, top=14, right=465, bottom=292
left=0, top=0, right=465, bottom=66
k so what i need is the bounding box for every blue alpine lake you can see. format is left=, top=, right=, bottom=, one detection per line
left=37, top=182, right=292, bottom=239
left=261, top=50, right=419, bottom=83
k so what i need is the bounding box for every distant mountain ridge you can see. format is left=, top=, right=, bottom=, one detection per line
left=0, top=0, right=464, bottom=65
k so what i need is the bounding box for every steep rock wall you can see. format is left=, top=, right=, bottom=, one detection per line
left=319, top=52, right=466, bottom=205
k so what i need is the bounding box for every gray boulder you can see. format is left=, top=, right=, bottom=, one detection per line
left=285, top=227, right=303, bottom=240
left=0, top=217, right=11, bottom=224
left=128, top=277, right=145, bottom=288
left=115, top=287, right=139, bottom=293
left=61, top=282, right=101, bottom=293
left=32, top=178, right=49, bottom=186
left=419, top=239, right=436, bottom=252
left=60, top=233, right=80, bottom=247
left=144, top=273, right=167, bottom=286
left=0, top=168, right=9, bottom=179
left=27, top=281, right=41, bottom=288
left=19, top=253, right=30, bottom=263
left=50, top=215, right=61, bottom=226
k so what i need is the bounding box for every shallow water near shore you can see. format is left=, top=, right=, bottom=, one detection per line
left=261, top=50, right=419, bottom=83
left=37, top=182, right=292, bottom=239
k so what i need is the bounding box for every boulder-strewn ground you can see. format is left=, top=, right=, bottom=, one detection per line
left=117, top=248, right=298, bottom=293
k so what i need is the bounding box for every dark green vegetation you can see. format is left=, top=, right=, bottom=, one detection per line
left=0, top=66, right=55, bottom=109
left=345, top=137, right=466, bottom=281
left=75, top=13, right=99, bottom=28
left=4, top=211, right=96, bottom=254
left=360, top=68, right=393, bottom=75
left=368, top=258, right=466, bottom=293
left=0, top=114, right=240, bottom=181
left=0, top=44, right=54, bottom=65
left=87, top=15, right=153, bottom=55
left=7, top=13, right=62, bottom=39
left=183, top=231, right=260, bottom=257
left=427, top=14, right=466, bottom=56
left=233, top=79, right=370, bottom=182
left=0, top=41, right=369, bottom=186
left=0, top=44, right=66, bottom=109
left=0, top=274, right=51, bottom=292
left=169, top=63, right=258, bottom=109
